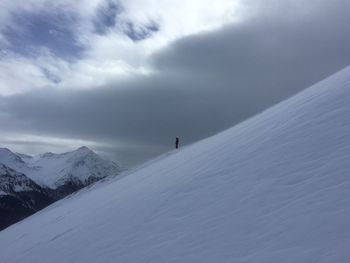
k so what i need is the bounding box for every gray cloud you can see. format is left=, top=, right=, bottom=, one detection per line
left=1, top=0, right=350, bottom=166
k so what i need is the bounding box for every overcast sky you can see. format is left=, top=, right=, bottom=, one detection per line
left=1, top=0, right=350, bottom=166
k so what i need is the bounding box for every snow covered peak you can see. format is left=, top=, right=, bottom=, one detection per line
left=0, top=147, right=122, bottom=189
left=39, top=146, right=94, bottom=160
left=24, top=147, right=122, bottom=189
left=68, top=146, right=99, bottom=160
left=0, top=148, right=29, bottom=173
left=0, top=148, right=25, bottom=164
left=75, top=146, right=93, bottom=153
left=2, top=67, right=350, bottom=262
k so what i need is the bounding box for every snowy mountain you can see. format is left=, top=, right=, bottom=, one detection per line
left=0, top=146, right=121, bottom=191
left=0, top=148, right=31, bottom=174
left=0, top=164, right=53, bottom=230
left=0, top=147, right=122, bottom=230
left=2, top=66, right=350, bottom=262
left=0, top=163, right=40, bottom=194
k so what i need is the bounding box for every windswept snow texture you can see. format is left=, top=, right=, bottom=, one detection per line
left=2, top=67, right=350, bottom=262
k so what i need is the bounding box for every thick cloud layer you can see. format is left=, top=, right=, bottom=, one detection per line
left=1, top=0, right=350, bottom=166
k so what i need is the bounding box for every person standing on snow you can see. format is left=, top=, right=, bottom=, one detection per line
left=175, top=137, right=179, bottom=149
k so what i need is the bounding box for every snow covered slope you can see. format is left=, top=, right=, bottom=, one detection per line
left=2, top=66, right=350, bottom=262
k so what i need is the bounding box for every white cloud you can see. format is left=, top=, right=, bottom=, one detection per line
left=0, top=49, right=71, bottom=95
left=0, top=56, right=50, bottom=96
left=0, top=0, right=243, bottom=95
left=120, top=0, right=242, bottom=39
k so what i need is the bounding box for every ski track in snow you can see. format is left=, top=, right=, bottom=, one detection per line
left=2, top=67, right=350, bottom=262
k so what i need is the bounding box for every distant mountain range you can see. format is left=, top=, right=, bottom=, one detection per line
left=0, top=147, right=122, bottom=230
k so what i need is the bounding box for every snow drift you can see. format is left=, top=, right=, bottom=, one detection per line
left=1, top=66, right=350, bottom=262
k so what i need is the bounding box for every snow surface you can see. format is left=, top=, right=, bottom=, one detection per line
left=1, top=66, right=350, bottom=262
left=0, top=147, right=121, bottom=189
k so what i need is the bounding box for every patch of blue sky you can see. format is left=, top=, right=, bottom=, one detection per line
left=93, top=0, right=123, bottom=35
left=93, top=0, right=159, bottom=41
left=41, top=68, right=62, bottom=84
left=2, top=10, right=84, bottom=61
left=123, top=20, right=160, bottom=42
